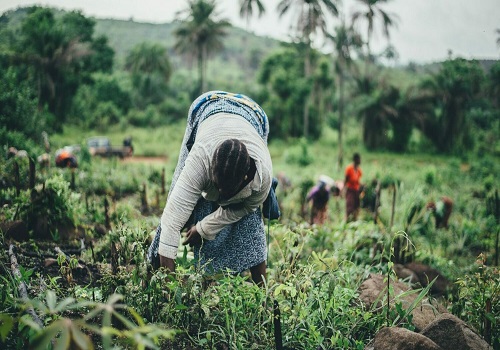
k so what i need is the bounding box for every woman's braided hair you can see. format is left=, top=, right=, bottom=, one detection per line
left=212, top=139, right=251, bottom=195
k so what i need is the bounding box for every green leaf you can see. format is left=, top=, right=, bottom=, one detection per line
left=71, top=325, right=94, bottom=350
left=485, top=313, right=496, bottom=324
left=127, top=307, right=145, bottom=327
left=102, top=311, right=112, bottom=349
left=106, top=294, right=123, bottom=306
left=53, top=326, right=70, bottom=350
left=31, top=321, right=62, bottom=350
left=0, top=313, right=14, bottom=342
left=55, top=297, right=76, bottom=313
left=19, top=314, right=42, bottom=332
left=175, top=304, right=188, bottom=310
left=46, top=290, right=57, bottom=312
left=274, top=284, right=285, bottom=297
left=100, top=326, right=122, bottom=337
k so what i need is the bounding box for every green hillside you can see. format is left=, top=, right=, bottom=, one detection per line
left=1, top=7, right=282, bottom=85
left=96, top=17, right=281, bottom=76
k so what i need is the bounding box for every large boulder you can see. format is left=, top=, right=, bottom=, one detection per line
left=0, top=220, right=29, bottom=241
left=393, top=263, right=419, bottom=284
left=421, top=313, right=492, bottom=350
left=365, top=327, right=442, bottom=350
left=404, top=262, right=450, bottom=295
left=358, top=273, right=447, bottom=331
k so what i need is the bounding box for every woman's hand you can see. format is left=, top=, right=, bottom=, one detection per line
left=159, top=255, right=176, bottom=272
left=183, top=226, right=202, bottom=247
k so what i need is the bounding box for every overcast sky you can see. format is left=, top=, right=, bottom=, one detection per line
left=1, top=0, right=499, bottom=64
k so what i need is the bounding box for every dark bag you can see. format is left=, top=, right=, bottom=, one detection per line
left=263, top=177, right=281, bottom=220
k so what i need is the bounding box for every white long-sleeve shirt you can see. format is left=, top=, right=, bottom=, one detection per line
left=158, top=113, right=273, bottom=259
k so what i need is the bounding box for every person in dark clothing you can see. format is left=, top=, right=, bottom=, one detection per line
left=306, top=181, right=330, bottom=225
left=55, top=149, right=78, bottom=168
left=426, top=197, right=453, bottom=229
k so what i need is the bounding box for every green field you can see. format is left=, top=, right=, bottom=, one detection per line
left=2, top=119, right=498, bottom=348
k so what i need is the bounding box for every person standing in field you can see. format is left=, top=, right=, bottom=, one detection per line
left=344, top=153, right=362, bottom=222
left=306, top=180, right=330, bottom=225
left=426, top=196, right=453, bottom=229
left=147, top=91, right=273, bottom=285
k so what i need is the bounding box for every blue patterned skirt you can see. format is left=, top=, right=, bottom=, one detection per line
left=147, top=91, right=269, bottom=274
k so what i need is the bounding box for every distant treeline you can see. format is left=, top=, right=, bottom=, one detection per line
left=0, top=4, right=498, bottom=158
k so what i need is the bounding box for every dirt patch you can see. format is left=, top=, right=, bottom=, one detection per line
left=460, top=163, right=470, bottom=172
left=121, top=156, right=168, bottom=164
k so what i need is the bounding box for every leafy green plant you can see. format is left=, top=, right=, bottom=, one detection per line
left=4, top=291, right=175, bottom=350
left=284, top=138, right=314, bottom=167
left=57, top=253, right=80, bottom=286
left=452, top=254, right=499, bottom=347
left=3, top=174, right=84, bottom=238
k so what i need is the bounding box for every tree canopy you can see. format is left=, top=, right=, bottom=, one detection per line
left=2, top=6, right=114, bottom=133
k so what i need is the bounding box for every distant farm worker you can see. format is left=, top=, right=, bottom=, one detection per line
left=147, top=91, right=274, bottom=285
left=55, top=149, right=78, bottom=168
left=123, top=137, right=134, bottom=156
left=306, top=180, right=330, bottom=225
left=277, top=171, right=292, bottom=195
left=37, top=153, right=51, bottom=169
left=344, top=153, right=362, bottom=221
left=426, top=196, right=453, bottom=229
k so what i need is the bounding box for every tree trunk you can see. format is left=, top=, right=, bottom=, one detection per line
left=303, top=48, right=311, bottom=139
left=338, top=70, right=345, bottom=169
left=9, top=244, right=44, bottom=328
left=198, top=49, right=204, bottom=95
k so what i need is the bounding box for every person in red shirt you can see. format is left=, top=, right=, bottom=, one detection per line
left=344, top=153, right=362, bottom=221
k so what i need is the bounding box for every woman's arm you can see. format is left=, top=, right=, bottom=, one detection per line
left=195, top=182, right=269, bottom=240
left=158, top=145, right=209, bottom=261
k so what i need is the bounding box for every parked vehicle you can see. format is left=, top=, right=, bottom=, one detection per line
left=86, top=136, right=133, bottom=158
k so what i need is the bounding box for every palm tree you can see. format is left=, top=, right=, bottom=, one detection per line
left=238, top=0, right=266, bottom=76
left=277, top=0, right=339, bottom=138
left=353, top=74, right=392, bottom=149
left=352, top=0, right=398, bottom=72
left=125, top=42, right=171, bottom=107
left=174, top=0, right=231, bottom=95
left=415, top=58, right=485, bottom=153
left=239, top=0, right=266, bottom=24
left=19, top=7, right=97, bottom=128
left=125, top=43, right=171, bottom=77
left=329, top=20, right=362, bottom=167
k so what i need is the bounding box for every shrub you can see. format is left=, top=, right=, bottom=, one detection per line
left=452, top=255, right=500, bottom=348
left=126, top=106, right=163, bottom=128
left=284, top=138, right=313, bottom=166
left=88, top=101, right=123, bottom=131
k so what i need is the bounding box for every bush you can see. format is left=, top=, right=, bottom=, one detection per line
left=1, top=174, right=83, bottom=238
left=424, top=168, right=436, bottom=186
left=87, top=101, right=123, bottom=131
left=126, top=106, right=163, bottom=128
left=157, top=95, right=191, bottom=124
left=452, top=256, right=500, bottom=348
left=284, top=138, right=314, bottom=166
left=0, top=129, right=43, bottom=161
